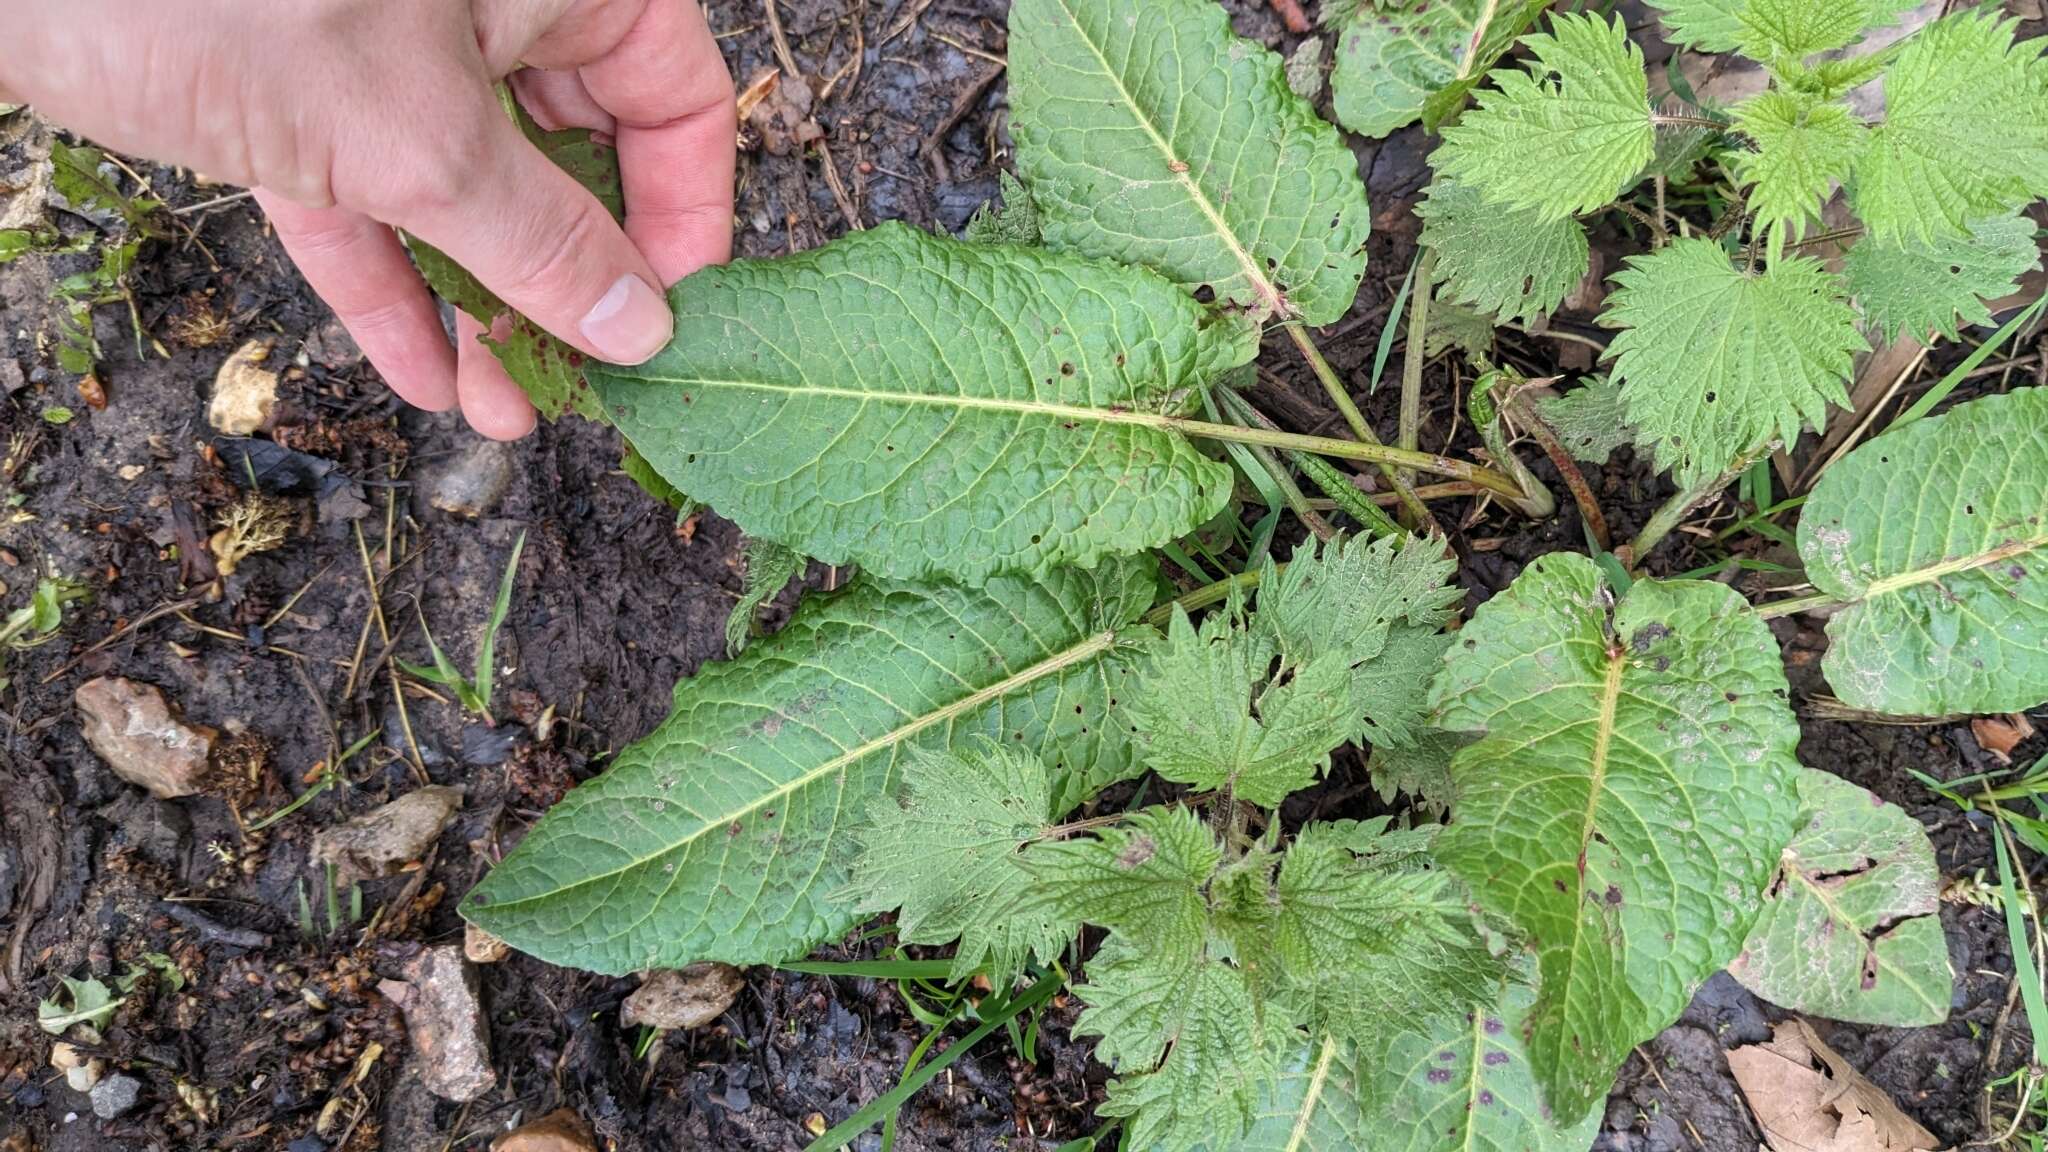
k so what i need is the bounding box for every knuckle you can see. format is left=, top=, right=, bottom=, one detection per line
left=499, top=195, right=611, bottom=306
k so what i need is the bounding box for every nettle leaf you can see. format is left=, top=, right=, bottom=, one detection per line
left=1089, top=938, right=1291, bottom=1152
left=1026, top=808, right=1496, bottom=1152
left=1730, top=91, right=1866, bottom=234
left=1417, top=179, right=1591, bottom=326
left=595, top=223, right=1250, bottom=583
left=1368, top=729, right=1470, bottom=812
left=1843, top=210, right=2042, bottom=343
left=1008, top=0, right=1371, bottom=324
left=1127, top=535, right=1460, bottom=806
left=724, top=537, right=803, bottom=657
left=1729, top=767, right=1952, bottom=1026
left=1361, top=971, right=1605, bottom=1152
left=1024, top=808, right=1281, bottom=1150
left=411, top=95, right=620, bottom=423
left=1603, top=238, right=1863, bottom=484
left=1327, top=0, right=1478, bottom=138
left=1645, top=0, right=1920, bottom=53
left=963, top=170, right=1042, bottom=245
left=1537, top=377, right=1639, bottom=465
left=1732, top=0, right=1864, bottom=62
left=1430, top=551, right=1802, bottom=1120
left=1205, top=1037, right=1367, bottom=1152
left=851, top=742, right=1075, bottom=986
left=1435, top=14, right=1655, bottom=221
left=1796, top=386, right=2048, bottom=715
left=462, top=559, right=1157, bottom=973
left=1848, top=10, right=2048, bottom=243
left=1257, top=821, right=1505, bottom=1046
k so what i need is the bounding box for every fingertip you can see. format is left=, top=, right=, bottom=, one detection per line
left=456, top=316, right=541, bottom=441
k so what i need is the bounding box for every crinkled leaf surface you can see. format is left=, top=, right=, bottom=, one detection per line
left=1731, top=91, right=1866, bottom=234
left=1796, top=386, right=2048, bottom=715
left=1604, top=238, right=1863, bottom=484
left=1729, top=767, right=1951, bottom=1025
left=1257, top=821, right=1504, bottom=1045
left=1733, top=0, right=1866, bottom=62
left=593, top=223, right=1249, bottom=582
left=1843, top=211, right=2041, bottom=343
left=1024, top=808, right=1497, bottom=1152
left=851, top=743, right=1075, bottom=985
left=1361, top=972, right=1606, bottom=1152
left=1436, top=14, right=1655, bottom=221
left=1646, top=0, right=1923, bottom=52
left=1128, top=536, right=1460, bottom=806
left=462, top=559, right=1156, bottom=973
left=1200, top=1037, right=1366, bottom=1152
left=410, top=96, right=620, bottom=422
left=1537, top=377, right=1639, bottom=465
left=1023, top=808, right=1279, bottom=1151
left=1848, top=10, right=2048, bottom=242
left=1430, top=551, right=1802, bottom=1120
left=1328, top=0, right=1478, bottom=138
left=1418, top=179, right=1590, bottom=325
left=1008, top=0, right=1372, bottom=324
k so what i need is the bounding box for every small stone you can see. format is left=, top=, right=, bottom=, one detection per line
left=89, top=1073, right=141, bottom=1120
left=378, top=946, right=494, bottom=1102
left=116, top=463, right=146, bottom=481
left=312, top=785, right=462, bottom=887
left=427, top=439, right=515, bottom=519
left=490, top=1108, right=596, bottom=1152
left=75, top=677, right=216, bottom=799
left=51, top=1041, right=102, bottom=1092
left=208, top=340, right=278, bottom=435
left=620, top=962, right=744, bottom=1031
left=463, top=922, right=510, bottom=964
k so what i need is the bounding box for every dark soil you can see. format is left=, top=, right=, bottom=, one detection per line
left=1, top=1, right=2043, bottom=1150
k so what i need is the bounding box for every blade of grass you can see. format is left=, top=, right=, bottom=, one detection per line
left=473, top=530, right=526, bottom=717
left=1370, top=253, right=1419, bottom=395
left=1992, top=815, right=2047, bottom=1066
left=1889, top=296, right=2048, bottom=430
left=804, top=970, right=1063, bottom=1152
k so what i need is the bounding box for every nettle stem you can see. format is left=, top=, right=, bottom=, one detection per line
left=1753, top=591, right=1838, bottom=620
left=1283, top=325, right=1439, bottom=532
left=1624, top=445, right=1771, bottom=566
left=1175, top=416, right=1527, bottom=501
left=1397, top=250, right=1437, bottom=481
left=1145, top=565, right=1271, bottom=628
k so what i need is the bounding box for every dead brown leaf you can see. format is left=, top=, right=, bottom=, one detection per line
left=1973, top=713, right=2037, bottom=765
left=1728, top=1020, right=1938, bottom=1152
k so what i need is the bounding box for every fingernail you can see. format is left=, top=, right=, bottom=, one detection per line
left=580, top=275, right=673, bottom=364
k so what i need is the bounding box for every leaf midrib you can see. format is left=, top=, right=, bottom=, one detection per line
left=1859, top=533, right=2047, bottom=600
left=1043, top=0, right=1287, bottom=317
left=614, top=372, right=1195, bottom=428
left=477, top=629, right=1120, bottom=911
left=1283, top=1035, right=1338, bottom=1152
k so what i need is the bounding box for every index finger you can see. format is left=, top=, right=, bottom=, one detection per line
left=579, top=0, right=736, bottom=286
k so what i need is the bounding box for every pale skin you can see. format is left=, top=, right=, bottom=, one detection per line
left=0, top=0, right=738, bottom=439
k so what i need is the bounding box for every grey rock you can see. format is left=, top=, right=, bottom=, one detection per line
left=427, top=438, right=515, bottom=519
left=89, top=1072, right=142, bottom=1120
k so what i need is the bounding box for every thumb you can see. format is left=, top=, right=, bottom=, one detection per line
left=394, top=106, right=674, bottom=367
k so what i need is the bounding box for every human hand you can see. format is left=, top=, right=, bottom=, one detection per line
left=1, top=0, right=736, bottom=439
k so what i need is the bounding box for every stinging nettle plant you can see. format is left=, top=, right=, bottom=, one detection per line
left=421, top=0, right=2047, bottom=1146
